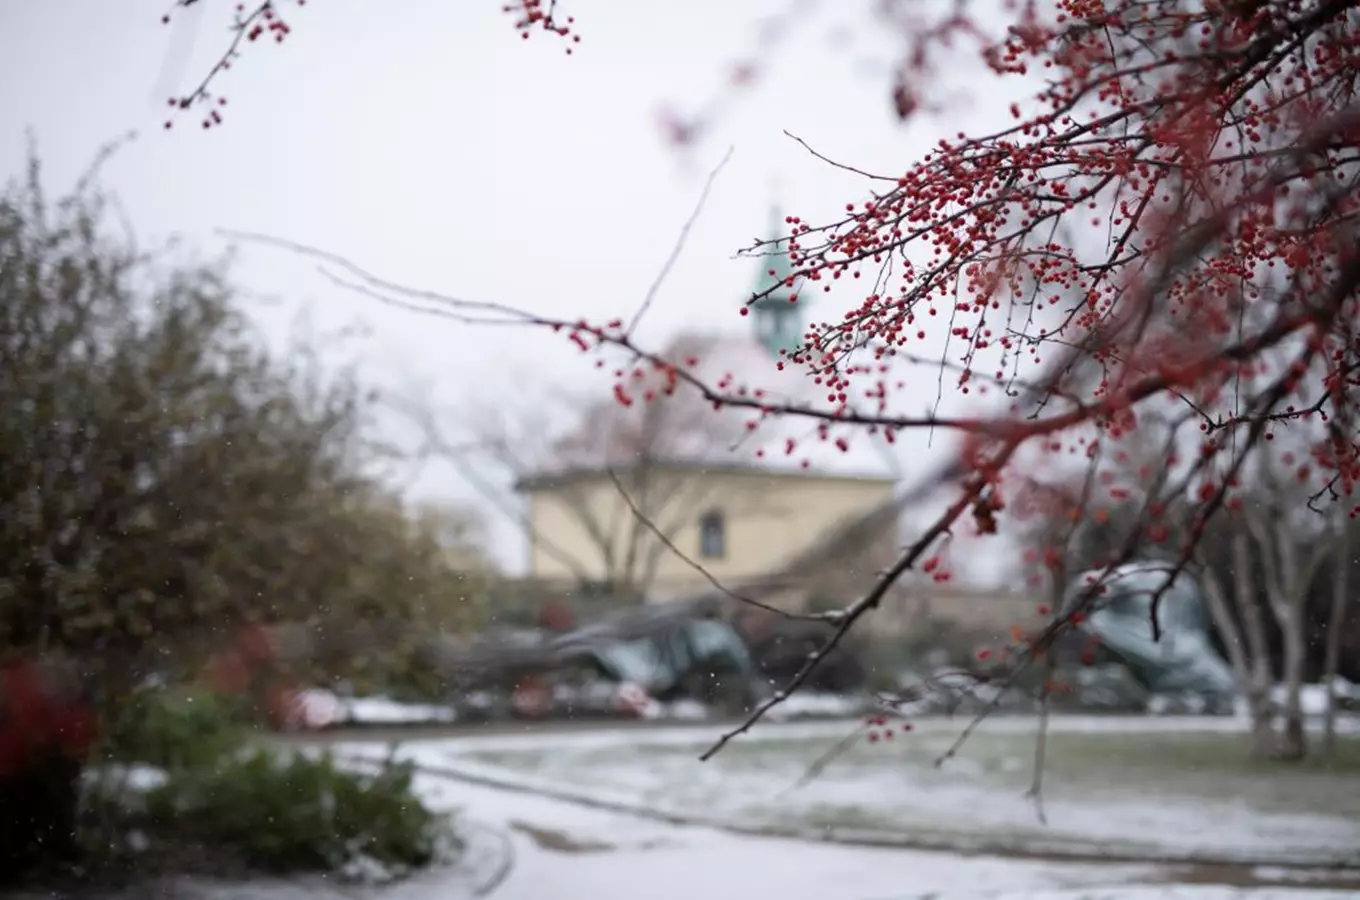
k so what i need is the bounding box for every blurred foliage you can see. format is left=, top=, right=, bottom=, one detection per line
left=99, top=687, right=244, bottom=771
left=327, top=493, right=494, bottom=637
left=82, top=653, right=454, bottom=881
left=0, top=145, right=485, bottom=883
left=134, top=749, right=454, bottom=878
left=0, top=145, right=492, bottom=700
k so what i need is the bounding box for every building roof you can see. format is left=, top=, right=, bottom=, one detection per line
left=530, top=329, right=902, bottom=485
left=515, top=457, right=896, bottom=492
left=522, top=201, right=903, bottom=486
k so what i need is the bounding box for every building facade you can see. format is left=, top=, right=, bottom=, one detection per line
left=510, top=206, right=1034, bottom=635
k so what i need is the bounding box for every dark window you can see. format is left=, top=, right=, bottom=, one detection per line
left=699, top=509, right=726, bottom=559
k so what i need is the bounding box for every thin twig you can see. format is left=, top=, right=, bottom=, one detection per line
left=1026, top=653, right=1056, bottom=826
left=604, top=468, right=830, bottom=622
left=699, top=455, right=1001, bottom=761
left=782, top=722, right=869, bottom=795
left=627, top=145, right=734, bottom=335
left=217, top=228, right=541, bottom=325
left=782, top=130, right=897, bottom=182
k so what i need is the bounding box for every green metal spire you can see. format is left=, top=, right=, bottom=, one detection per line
left=752, top=205, right=797, bottom=300
left=750, top=204, right=804, bottom=358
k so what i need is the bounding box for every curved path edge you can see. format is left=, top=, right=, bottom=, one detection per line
left=336, top=751, right=1360, bottom=875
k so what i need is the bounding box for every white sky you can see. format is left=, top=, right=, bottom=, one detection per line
left=1, top=0, right=1039, bottom=583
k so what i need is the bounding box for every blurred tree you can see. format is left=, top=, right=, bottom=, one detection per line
left=1052, top=432, right=1360, bottom=761
left=279, top=491, right=496, bottom=694
left=0, top=145, right=494, bottom=878
left=0, top=149, right=366, bottom=691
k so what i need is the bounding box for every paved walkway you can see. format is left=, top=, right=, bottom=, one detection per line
left=262, top=719, right=1360, bottom=899
left=381, top=766, right=1360, bottom=900
left=268, top=713, right=765, bottom=746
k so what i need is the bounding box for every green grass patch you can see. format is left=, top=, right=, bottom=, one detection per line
left=461, top=723, right=1360, bottom=821
left=443, top=722, right=1360, bottom=862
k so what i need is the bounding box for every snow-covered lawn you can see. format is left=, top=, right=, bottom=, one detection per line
left=52, top=727, right=1360, bottom=900
left=339, top=695, right=457, bottom=725
left=285, top=690, right=873, bottom=730
left=337, top=716, right=1360, bottom=867
left=285, top=691, right=458, bottom=729
left=404, top=772, right=1360, bottom=900
left=77, top=767, right=1354, bottom=900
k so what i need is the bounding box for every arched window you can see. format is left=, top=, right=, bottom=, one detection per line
left=698, top=509, right=726, bottom=559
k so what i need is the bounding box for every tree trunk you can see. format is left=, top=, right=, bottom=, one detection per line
left=1230, top=530, right=1279, bottom=758
left=1198, top=562, right=1250, bottom=684
left=1245, top=686, right=1279, bottom=758
left=1322, top=514, right=1350, bottom=760
left=1277, top=608, right=1308, bottom=761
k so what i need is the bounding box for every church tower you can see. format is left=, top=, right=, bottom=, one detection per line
left=749, top=205, right=805, bottom=359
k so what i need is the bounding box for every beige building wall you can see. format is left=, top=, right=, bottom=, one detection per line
left=914, top=585, right=1046, bottom=633
left=523, top=466, right=896, bottom=598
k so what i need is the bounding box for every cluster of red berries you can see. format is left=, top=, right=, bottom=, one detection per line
left=160, top=1, right=305, bottom=131
left=864, top=713, right=913, bottom=744
left=502, top=0, right=581, bottom=54
left=244, top=2, right=295, bottom=44
left=921, top=552, right=953, bottom=583
left=165, top=95, right=229, bottom=131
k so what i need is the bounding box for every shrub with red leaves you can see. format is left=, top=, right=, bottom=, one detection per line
left=0, top=657, right=97, bottom=780
left=0, top=655, right=97, bottom=880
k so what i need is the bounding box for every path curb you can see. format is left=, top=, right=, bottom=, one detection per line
left=338, top=750, right=1360, bottom=873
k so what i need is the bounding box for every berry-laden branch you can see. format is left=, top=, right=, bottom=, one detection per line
left=157, top=0, right=581, bottom=130
left=160, top=0, right=301, bottom=130
left=699, top=447, right=1014, bottom=761
left=220, top=205, right=1357, bottom=688
left=191, top=1, right=1360, bottom=765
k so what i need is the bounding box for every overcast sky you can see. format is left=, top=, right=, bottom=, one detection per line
left=1, top=0, right=1037, bottom=582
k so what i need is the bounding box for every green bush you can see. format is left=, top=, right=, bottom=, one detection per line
left=138, top=748, right=456, bottom=879
left=89, top=687, right=457, bottom=882
left=100, top=688, right=244, bottom=770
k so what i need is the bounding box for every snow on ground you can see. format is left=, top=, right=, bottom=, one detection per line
left=1242, top=682, right=1358, bottom=718
left=55, top=719, right=1360, bottom=900
left=290, top=690, right=873, bottom=730
left=85, top=763, right=172, bottom=791
left=288, top=690, right=459, bottom=728
left=638, top=692, right=874, bottom=722
left=764, top=691, right=875, bottom=720
left=163, top=766, right=1354, bottom=900
left=335, top=716, right=1360, bottom=867
left=394, top=770, right=1358, bottom=900
left=869, top=892, right=1352, bottom=900
left=339, top=695, right=458, bottom=725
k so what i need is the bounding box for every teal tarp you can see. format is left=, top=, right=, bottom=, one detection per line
left=1063, top=561, right=1236, bottom=696
left=592, top=619, right=758, bottom=695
